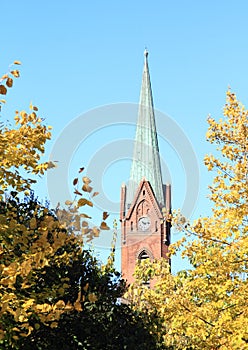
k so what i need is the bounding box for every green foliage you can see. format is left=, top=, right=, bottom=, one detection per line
left=17, top=267, right=156, bottom=350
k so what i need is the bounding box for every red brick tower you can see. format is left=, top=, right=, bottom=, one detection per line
left=120, top=50, right=171, bottom=285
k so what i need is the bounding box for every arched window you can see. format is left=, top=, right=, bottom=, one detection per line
left=138, top=250, right=149, bottom=260
left=138, top=250, right=150, bottom=287
left=136, top=200, right=149, bottom=216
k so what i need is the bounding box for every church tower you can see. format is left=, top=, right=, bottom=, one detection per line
left=120, top=50, right=171, bottom=284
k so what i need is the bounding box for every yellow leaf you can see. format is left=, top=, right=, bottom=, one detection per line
left=55, top=300, right=65, bottom=309
left=74, top=300, right=83, bottom=312
left=83, top=176, right=91, bottom=184
left=88, top=293, right=97, bottom=302
left=47, top=161, right=56, bottom=169
left=11, top=70, right=20, bottom=78
left=100, top=221, right=110, bottom=230
left=0, top=85, right=7, bottom=95
left=50, top=322, right=58, bottom=328
left=82, top=227, right=91, bottom=235
left=18, top=315, right=28, bottom=322
left=0, top=330, right=5, bottom=340
left=12, top=327, right=20, bottom=332
left=73, top=178, right=78, bottom=186
left=6, top=77, right=13, bottom=87
left=74, top=189, right=82, bottom=196
left=81, top=213, right=92, bottom=219
left=23, top=299, right=35, bottom=310
left=29, top=217, right=37, bottom=229
left=92, top=226, right=100, bottom=237
left=83, top=283, right=89, bottom=292
left=14, top=60, right=21, bottom=65
left=77, top=198, right=93, bottom=207
left=82, top=184, right=93, bottom=193
left=102, top=211, right=109, bottom=220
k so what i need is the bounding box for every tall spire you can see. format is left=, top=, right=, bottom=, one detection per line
left=126, top=50, right=164, bottom=207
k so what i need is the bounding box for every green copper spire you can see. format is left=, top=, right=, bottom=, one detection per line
left=126, top=50, right=164, bottom=207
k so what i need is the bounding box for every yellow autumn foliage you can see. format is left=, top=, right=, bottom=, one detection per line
left=127, top=90, right=248, bottom=350
left=0, top=63, right=81, bottom=345
left=0, top=62, right=110, bottom=347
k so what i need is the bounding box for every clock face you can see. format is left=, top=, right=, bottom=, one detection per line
left=138, top=216, right=151, bottom=231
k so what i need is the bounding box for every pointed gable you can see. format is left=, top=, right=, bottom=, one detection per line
left=126, top=179, right=163, bottom=220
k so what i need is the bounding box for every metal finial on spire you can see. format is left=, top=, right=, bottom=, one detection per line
left=144, top=48, right=149, bottom=57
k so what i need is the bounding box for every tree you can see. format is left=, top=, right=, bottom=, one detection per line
left=0, top=62, right=53, bottom=194
left=127, top=90, right=248, bottom=350
left=0, top=63, right=90, bottom=346
left=0, top=63, right=157, bottom=349
left=0, top=191, right=87, bottom=348
left=0, top=62, right=69, bottom=346
left=16, top=231, right=157, bottom=349
left=1, top=192, right=156, bottom=350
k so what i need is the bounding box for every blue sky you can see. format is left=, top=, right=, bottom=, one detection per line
left=2, top=1, right=248, bottom=272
